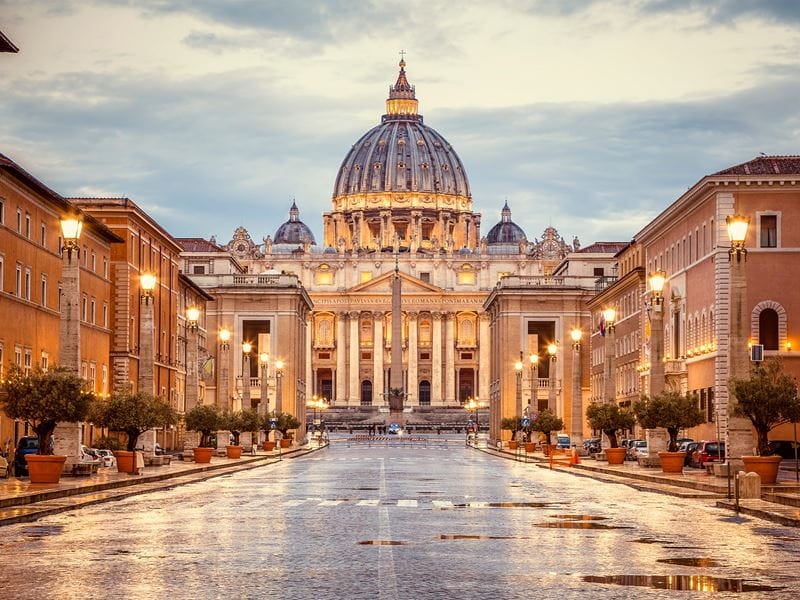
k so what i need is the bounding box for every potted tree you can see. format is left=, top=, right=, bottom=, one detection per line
left=89, top=388, right=177, bottom=473
left=586, top=402, right=635, bottom=465
left=633, top=391, right=704, bottom=473
left=1, top=366, right=93, bottom=483
left=272, top=411, right=300, bottom=448
left=501, top=417, right=522, bottom=450
left=261, top=413, right=277, bottom=451
left=530, top=409, right=564, bottom=455
left=221, top=409, right=260, bottom=458
left=730, top=358, right=800, bottom=484
left=185, top=404, right=221, bottom=463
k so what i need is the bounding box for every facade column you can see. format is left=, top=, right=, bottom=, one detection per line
left=478, top=313, right=490, bottom=402
left=432, top=312, right=443, bottom=403
left=373, top=313, right=384, bottom=405
left=241, top=350, right=251, bottom=412
left=336, top=313, right=347, bottom=404
left=728, top=231, right=753, bottom=462
left=349, top=311, right=360, bottom=405
left=445, top=313, right=456, bottom=404
left=571, top=338, right=582, bottom=446
left=604, top=325, right=616, bottom=403
left=647, top=295, right=668, bottom=454
left=185, top=328, right=199, bottom=412
left=407, top=312, right=418, bottom=405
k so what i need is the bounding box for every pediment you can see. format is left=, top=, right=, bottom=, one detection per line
left=348, top=271, right=443, bottom=294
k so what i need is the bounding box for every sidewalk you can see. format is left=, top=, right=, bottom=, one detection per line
left=0, top=444, right=321, bottom=527
left=474, top=443, right=800, bottom=527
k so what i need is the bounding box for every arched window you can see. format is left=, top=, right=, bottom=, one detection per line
left=418, top=380, right=431, bottom=406
left=360, top=380, right=373, bottom=406
left=759, top=309, right=779, bottom=350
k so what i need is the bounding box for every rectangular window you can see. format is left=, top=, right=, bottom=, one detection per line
left=41, top=223, right=46, bottom=247
left=41, top=275, right=47, bottom=307
left=688, top=233, right=692, bottom=264
left=24, top=349, right=32, bottom=376
left=0, top=256, right=4, bottom=292
left=103, top=257, right=108, bottom=278
left=82, top=294, right=88, bottom=320
left=24, top=267, right=31, bottom=300
left=16, top=209, right=22, bottom=233
left=83, top=246, right=88, bottom=266
left=81, top=362, right=87, bottom=380
left=593, top=267, right=605, bottom=276
left=89, top=363, right=96, bottom=392
left=90, top=298, right=96, bottom=324
left=25, top=214, right=30, bottom=238
left=0, top=343, right=4, bottom=380
left=192, top=265, right=205, bottom=275
left=419, top=272, right=431, bottom=283
left=760, top=215, right=777, bottom=248
left=14, top=346, right=22, bottom=367
left=0, top=198, right=4, bottom=224
left=103, top=303, right=108, bottom=328
left=15, top=264, right=21, bottom=296
left=41, top=352, right=49, bottom=371
left=91, top=252, right=96, bottom=272
left=58, top=285, right=62, bottom=311
left=102, top=365, right=108, bottom=395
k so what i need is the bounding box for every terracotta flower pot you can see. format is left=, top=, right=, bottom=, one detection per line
left=508, top=440, right=519, bottom=450
left=605, top=447, right=627, bottom=465
left=226, top=445, right=243, bottom=459
left=279, top=438, right=291, bottom=449
left=742, top=455, right=782, bottom=484
left=524, top=442, right=536, bottom=453
left=25, top=454, right=66, bottom=484
left=193, top=447, right=213, bottom=463
left=263, top=441, right=276, bottom=451
left=658, top=451, right=685, bottom=474
left=113, top=450, right=136, bottom=474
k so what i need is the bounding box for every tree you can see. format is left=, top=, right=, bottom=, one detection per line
left=730, top=358, right=800, bottom=456
left=1, top=366, right=93, bottom=455
left=529, top=409, right=564, bottom=446
left=221, top=409, right=260, bottom=445
left=633, top=391, right=704, bottom=452
left=185, top=404, right=222, bottom=448
left=268, top=411, right=300, bottom=437
left=89, top=388, right=177, bottom=452
left=500, top=417, right=522, bottom=439
left=586, top=402, right=635, bottom=448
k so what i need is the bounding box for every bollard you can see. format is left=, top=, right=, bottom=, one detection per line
left=737, top=471, right=761, bottom=499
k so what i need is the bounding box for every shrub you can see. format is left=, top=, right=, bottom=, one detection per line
left=633, top=391, right=704, bottom=452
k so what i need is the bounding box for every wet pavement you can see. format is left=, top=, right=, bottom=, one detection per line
left=0, top=436, right=798, bottom=599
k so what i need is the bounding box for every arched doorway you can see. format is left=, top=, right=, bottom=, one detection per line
left=361, top=380, right=373, bottom=406
left=419, top=380, right=431, bottom=406
left=457, top=368, right=475, bottom=404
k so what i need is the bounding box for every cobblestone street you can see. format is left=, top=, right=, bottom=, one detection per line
left=0, top=437, right=798, bottom=599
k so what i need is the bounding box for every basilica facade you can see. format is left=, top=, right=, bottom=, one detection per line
left=181, top=60, right=618, bottom=443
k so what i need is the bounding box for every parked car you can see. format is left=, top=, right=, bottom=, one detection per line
left=95, top=449, right=117, bottom=468
left=629, top=440, right=647, bottom=459
left=679, top=441, right=701, bottom=466
left=556, top=434, right=571, bottom=449
left=13, top=436, right=39, bottom=476
left=387, top=423, right=403, bottom=435
left=690, top=441, right=725, bottom=468
left=766, top=440, right=799, bottom=459
left=583, top=438, right=601, bottom=454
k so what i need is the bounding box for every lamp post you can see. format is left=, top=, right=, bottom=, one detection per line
left=241, top=342, right=252, bottom=412
left=464, top=396, right=481, bottom=444
left=570, top=328, right=583, bottom=446
left=727, top=214, right=752, bottom=464
left=185, top=307, right=200, bottom=413
left=547, top=342, right=558, bottom=413
left=602, top=307, right=616, bottom=404
left=275, top=359, right=285, bottom=413
left=59, top=217, right=83, bottom=374
left=646, top=270, right=669, bottom=456
left=259, top=352, right=270, bottom=417
left=529, top=353, right=539, bottom=412
left=218, top=327, right=231, bottom=411
left=138, top=273, right=157, bottom=395
left=514, top=352, right=524, bottom=418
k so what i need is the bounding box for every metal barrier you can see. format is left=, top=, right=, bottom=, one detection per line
left=346, top=435, right=431, bottom=448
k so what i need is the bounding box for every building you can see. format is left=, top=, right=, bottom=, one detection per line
left=0, top=153, right=121, bottom=449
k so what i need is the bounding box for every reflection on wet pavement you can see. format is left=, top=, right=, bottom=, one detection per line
left=583, top=574, right=781, bottom=593
left=657, top=557, right=722, bottom=568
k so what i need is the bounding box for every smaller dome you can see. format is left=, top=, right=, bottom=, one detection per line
left=486, top=201, right=526, bottom=244
left=274, top=201, right=316, bottom=244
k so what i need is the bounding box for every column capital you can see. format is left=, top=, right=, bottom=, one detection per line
left=407, top=311, right=419, bottom=320
left=348, top=311, right=361, bottom=320
left=432, top=312, right=443, bottom=321
left=372, top=311, right=385, bottom=319
left=479, top=312, right=491, bottom=322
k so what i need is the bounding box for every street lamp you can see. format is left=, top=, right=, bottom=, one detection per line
left=307, top=394, right=329, bottom=429
left=186, top=306, right=200, bottom=331
left=529, top=353, right=539, bottom=411
left=184, top=306, right=201, bottom=414
left=259, top=352, right=270, bottom=417
left=547, top=342, right=558, bottom=413
left=515, top=352, right=524, bottom=418
left=59, top=217, right=83, bottom=374
left=138, top=273, right=157, bottom=395
left=219, top=327, right=231, bottom=350
left=602, top=307, right=616, bottom=404
left=646, top=270, right=668, bottom=455
left=216, top=327, right=231, bottom=412
left=241, top=342, right=252, bottom=411
left=570, top=328, right=583, bottom=446
left=275, top=359, right=285, bottom=413
left=464, top=396, right=482, bottom=444
left=727, top=214, right=752, bottom=464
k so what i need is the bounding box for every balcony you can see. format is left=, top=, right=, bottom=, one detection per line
left=497, top=275, right=615, bottom=291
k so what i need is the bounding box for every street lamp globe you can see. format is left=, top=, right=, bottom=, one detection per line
left=602, top=307, right=616, bottom=326
left=514, top=359, right=524, bottom=372
left=242, top=341, right=252, bottom=354
left=726, top=214, right=750, bottom=247
left=140, top=272, right=157, bottom=293
left=547, top=342, right=558, bottom=357
left=649, top=270, right=667, bottom=299
left=219, top=328, right=231, bottom=342
left=186, top=306, right=200, bottom=330
left=570, top=328, right=583, bottom=343
left=259, top=352, right=269, bottom=365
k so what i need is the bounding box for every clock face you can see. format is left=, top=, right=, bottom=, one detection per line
left=236, top=243, right=247, bottom=253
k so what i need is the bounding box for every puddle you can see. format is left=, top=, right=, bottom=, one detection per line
left=451, top=502, right=555, bottom=508
left=583, top=575, right=780, bottom=592
left=632, top=538, right=665, bottom=544
left=549, top=514, right=608, bottom=521
left=358, top=540, right=408, bottom=546
left=657, top=558, right=722, bottom=568
left=534, top=522, right=631, bottom=530
left=20, top=525, right=65, bottom=537
left=439, top=534, right=519, bottom=540
left=416, top=491, right=444, bottom=495
left=353, top=487, right=378, bottom=491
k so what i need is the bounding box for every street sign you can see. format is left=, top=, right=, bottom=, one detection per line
left=521, top=417, right=530, bottom=427
left=269, top=418, right=278, bottom=429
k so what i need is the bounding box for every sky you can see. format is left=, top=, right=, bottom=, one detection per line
left=1, top=0, right=799, bottom=247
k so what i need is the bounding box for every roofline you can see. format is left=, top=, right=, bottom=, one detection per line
left=0, top=153, right=122, bottom=244
left=0, top=30, right=18, bottom=53
left=179, top=273, right=215, bottom=301
left=69, top=197, right=183, bottom=253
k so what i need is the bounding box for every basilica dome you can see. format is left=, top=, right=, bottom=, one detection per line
left=332, top=59, right=471, bottom=201
left=486, top=202, right=526, bottom=244
left=274, top=201, right=316, bottom=244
